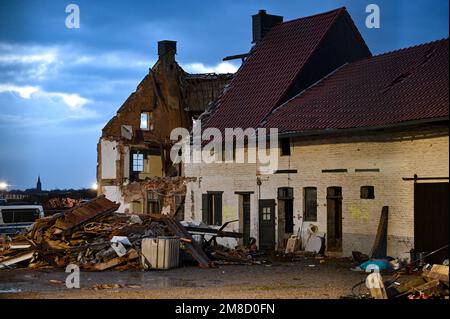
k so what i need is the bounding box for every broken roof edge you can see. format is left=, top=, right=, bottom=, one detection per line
left=185, top=73, right=234, bottom=79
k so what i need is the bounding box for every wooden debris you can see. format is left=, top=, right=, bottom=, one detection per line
left=86, top=249, right=138, bottom=271
left=367, top=272, right=388, bottom=299
left=0, top=251, right=34, bottom=269
left=422, top=264, right=449, bottom=284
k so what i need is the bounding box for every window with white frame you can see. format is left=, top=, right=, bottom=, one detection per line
left=140, top=112, right=153, bottom=130
left=132, top=153, right=144, bottom=172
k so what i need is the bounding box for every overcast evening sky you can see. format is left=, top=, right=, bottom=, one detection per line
left=0, top=0, right=448, bottom=190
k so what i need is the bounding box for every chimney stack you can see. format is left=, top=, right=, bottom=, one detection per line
left=158, top=40, right=177, bottom=58
left=252, top=10, right=283, bottom=43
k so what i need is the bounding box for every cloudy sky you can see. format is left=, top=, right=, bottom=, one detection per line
left=0, top=0, right=448, bottom=190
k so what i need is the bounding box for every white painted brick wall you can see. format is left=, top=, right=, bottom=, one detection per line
left=184, top=131, right=449, bottom=259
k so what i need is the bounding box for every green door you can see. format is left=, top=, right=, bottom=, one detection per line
left=259, top=199, right=275, bottom=250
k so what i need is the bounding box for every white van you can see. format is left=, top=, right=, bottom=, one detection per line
left=0, top=205, right=45, bottom=234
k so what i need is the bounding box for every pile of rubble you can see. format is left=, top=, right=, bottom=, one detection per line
left=0, top=196, right=214, bottom=271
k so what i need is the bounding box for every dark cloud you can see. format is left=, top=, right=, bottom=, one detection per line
left=0, top=0, right=448, bottom=189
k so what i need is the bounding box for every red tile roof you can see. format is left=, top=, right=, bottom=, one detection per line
left=204, top=8, right=347, bottom=132
left=264, top=39, right=449, bottom=134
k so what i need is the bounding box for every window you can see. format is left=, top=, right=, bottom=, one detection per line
left=132, top=153, right=144, bottom=172
left=280, top=138, right=291, bottom=156
left=140, top=112, right=153, bottom=130
left=278, top=187, right=293, bottom=199
left=360, top=186, right=375, bottom=199
left=147, top=191, right=160, bottom=214
left=304, top=187, right=317, bottom=221
left=202, top=192, right=223, bottom=226
left=262, top=207, right=272, bottom=220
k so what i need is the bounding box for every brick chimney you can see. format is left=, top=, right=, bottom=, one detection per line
left=158, top=40, right=177, bottom=58
left=252, top=10, right=283, bottom=43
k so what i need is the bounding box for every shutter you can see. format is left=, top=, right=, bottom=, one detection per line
left=202, top=194, right=209, bottom=224
left=214, top=193, right=222, bottom=226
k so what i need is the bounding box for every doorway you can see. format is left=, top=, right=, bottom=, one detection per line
left=414, top=182, right=449, bottom=264
left=238, top=193, right=251, bottom=247
left=277, top=187, right=294, bottom=249
left=259, top=199, right=275, bottom=250
left=327, top=187, right=342, bottom=251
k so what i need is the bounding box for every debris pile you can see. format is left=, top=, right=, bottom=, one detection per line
left=0, top=196, right=208, bottom=270
left=344, top=249, right=449, bottom=299
left=44, top=197, right=81, bottom=210
left=1, top=195, right=257, bottom=271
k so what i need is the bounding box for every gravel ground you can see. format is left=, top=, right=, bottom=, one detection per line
left=0, top=258, right=369, bottom=299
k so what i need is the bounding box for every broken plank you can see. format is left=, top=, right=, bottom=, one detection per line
left=366, top=272, right=388, bottom=299
left=0, top=251, right=34, bottom=269
left=422, top=271, right=449, bottom=284
left=413, top=279, right=440, bottom=293
left=87, top=249, right=138, bottom=271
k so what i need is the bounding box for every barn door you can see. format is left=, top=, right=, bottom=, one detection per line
left=414, top=182, right=449, bottom=264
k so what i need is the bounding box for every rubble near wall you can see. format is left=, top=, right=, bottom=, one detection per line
left=121, top=177, right=194, bottom=215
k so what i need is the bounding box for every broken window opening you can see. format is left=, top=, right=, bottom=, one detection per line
left=147, top=191, right=161, bottom=214
left=174, top=194, right=185, bottom=221
left=202, top=192, right=223, bottom=226
left=360, top=186, right=375, bottom=199
left=304, top=187, right=317, bottom=221
left=140, top=112, right=154, bottom=131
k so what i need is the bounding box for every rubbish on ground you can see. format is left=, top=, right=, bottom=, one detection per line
left=111, top=236, right=132, bottom=246
left=348, top=262, right=449, bottom=299
left=304, top=236, right=323, bottom=253
left=285, top=235, right=298, bottom=254
left=111, top=242, right=128, bottom=257
left=0, top=196, right=268, bottom=271
left=358, top=259, right=393, bottom=272
left=366, top=272, right=388, bottom=299
left=92, top=283, right=123, bottom=290
left=0, top=251, right=34, bottom=269
left=352, top=251, right=369, bottom=263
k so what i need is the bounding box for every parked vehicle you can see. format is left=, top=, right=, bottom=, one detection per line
left=0, top=204, right=44, bottom=234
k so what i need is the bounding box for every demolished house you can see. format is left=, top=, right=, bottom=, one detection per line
left=97, top=41, right=232, bottom=215
left=183, top=8, right=449, bottom=261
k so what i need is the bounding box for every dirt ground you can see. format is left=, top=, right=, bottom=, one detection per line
left=0, top=258, right=369, bottom=299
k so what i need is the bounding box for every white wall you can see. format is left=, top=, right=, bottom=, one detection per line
left=100, top=139, right=118, bottom=179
